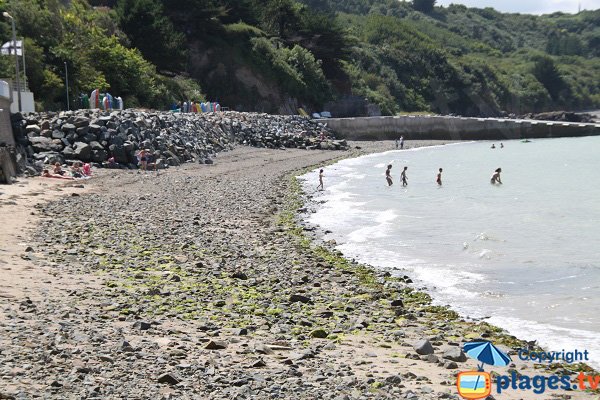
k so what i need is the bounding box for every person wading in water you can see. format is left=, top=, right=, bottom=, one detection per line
left=317, top=169, right=324, bottom=191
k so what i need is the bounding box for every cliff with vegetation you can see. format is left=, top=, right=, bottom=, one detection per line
left=0, top=0, right=598, bottom=116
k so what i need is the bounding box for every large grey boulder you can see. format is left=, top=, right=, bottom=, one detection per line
left=109, top=144, right=128, bottom=164
left=73, top=142, right=91, bottom=161
left=61, top=123, right=76, bottom=132
left=413, top=339, right=434, bottom=355
left=30, top=136, right=53, bottom=152
left=443, top=347, right=467, bottom=362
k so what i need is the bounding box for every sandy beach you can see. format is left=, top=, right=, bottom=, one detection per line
left=0, top=140, right=596, bottom=399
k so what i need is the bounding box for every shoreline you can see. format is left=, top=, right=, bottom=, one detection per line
left=297, top=142, right=600, bottom=372
left=0, top=141, right=596, bottom=399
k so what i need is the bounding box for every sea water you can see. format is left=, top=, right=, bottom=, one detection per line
left=299, top=137, right=600, bottom=368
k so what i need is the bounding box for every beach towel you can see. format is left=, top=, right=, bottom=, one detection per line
left=43, top=173, right=74, bottom=180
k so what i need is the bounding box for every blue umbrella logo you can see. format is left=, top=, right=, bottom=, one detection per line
left=464, top=341, right=512, bottom=371
left=462, top=340, right=512, bottom=395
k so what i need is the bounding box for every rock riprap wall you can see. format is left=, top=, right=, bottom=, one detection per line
left=11, top=110, right=347, bottom=168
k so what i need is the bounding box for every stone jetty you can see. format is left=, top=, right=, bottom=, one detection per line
left=11, top=110, right=347, bottom=170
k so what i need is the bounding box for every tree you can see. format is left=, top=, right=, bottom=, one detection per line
left=296, top=9, right=351, bottom=78
left=116, top=0, right=186, bottom=71
left=531, top=55, right=565, bottom=100
left=412, top=0, right=436, bottom=13
left=163, top=0, right=227, bottom=35
left=218, top=0, right=259, bottom=25
left=261, top=0, right=300, bottom=39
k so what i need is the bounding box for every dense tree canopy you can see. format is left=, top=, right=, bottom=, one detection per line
left=0, top=0, right=597, bottom=114
left=412, top=0, right=436, bottom=14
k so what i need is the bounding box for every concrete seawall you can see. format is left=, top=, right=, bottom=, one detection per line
left=317, top=115, right=600, bottom=141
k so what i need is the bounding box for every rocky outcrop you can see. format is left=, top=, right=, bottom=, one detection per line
left=520, top=111, right=595, bottom=123
left=11, top=110, right=347, bottom=169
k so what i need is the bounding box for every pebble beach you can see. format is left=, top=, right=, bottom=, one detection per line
left=0, top=140, right=596, bottom=400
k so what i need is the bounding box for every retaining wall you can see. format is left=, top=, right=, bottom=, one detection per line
left=317, top=115, right=600, bottom=141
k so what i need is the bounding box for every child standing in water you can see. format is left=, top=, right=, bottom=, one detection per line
left=401, top=166, right=408, bottom=187
left=436, top=168, right=443, bottom=186
left=386, top=165, right=393, bottom=186
left=491, top=168, right=502, bottom=184
left=317, top=169, right=324, bottom=191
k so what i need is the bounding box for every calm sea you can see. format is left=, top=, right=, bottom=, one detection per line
left=300, top=137, right=600, bottom=368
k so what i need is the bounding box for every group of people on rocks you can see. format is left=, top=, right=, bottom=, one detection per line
left=42, top=161, right=92, bottom=180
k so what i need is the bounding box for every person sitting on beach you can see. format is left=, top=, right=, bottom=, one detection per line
left=71, top=162, right=83, bottom=178
left=386, top=165, right=393, bottom=186
left=317, top=169, right=324, bottom=191
left=42, top=169, right=51, bottom=177
left=145, top=152, right=159, bottom=175
left=401, top=166, right=408, bottom=187
left=53, top=162, right=65, bottom=176
left=491, top=168, right=502, bottom=184
left=82, top=163, right=92, bottom=176
left=437, top=168, right=443, bottom=186
left=500, top=143, right=504, bottom=148
left=108, top=156, right=117, bottom=168
left=491, top=144, right=496, bottom=149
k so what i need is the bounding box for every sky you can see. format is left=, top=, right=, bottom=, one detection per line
left=435, top=0, right=600, bottom=14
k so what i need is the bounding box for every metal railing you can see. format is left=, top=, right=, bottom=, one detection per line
left=0, top=78, right=29, bottom=92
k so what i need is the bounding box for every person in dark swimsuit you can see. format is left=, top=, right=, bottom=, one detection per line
left=386, top=164, right=393, bottom=186
left=491, top=168, right=502, bottom=184
left=437, top=168, right=443, bottom=186
left=401, top=166, right=408, bottom=187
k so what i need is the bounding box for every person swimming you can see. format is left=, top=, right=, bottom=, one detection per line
left=491, top=168, right=502, bottom=184
left=491, top=144, right=496, bottom=149
left=436, top=168, right=443, bottom=186
left=500, top=143, right=504, bottom=148
left=317, top=169, right=324, bottom=191
left=386, top=164, right=393, bottom=186
left=401, top=166, right=408, bottom=187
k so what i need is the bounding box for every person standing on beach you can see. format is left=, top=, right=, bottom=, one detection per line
left=491, top=168, right=502, bottom=184
left=395, top=138, right=399, bottom=149
left=386, top=165, right=393, bottom=186
left=436, top=168, right=443, bottom=186
left=401, top=166, right=408, bottom=187
left=400, top=135, right=404, bottom=149
left=138, top=149, right=148, bottom=172
left=317, top=169, right=324, bottom=191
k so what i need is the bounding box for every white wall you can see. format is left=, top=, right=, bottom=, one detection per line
left=10, top=90, right=35, bottom=113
